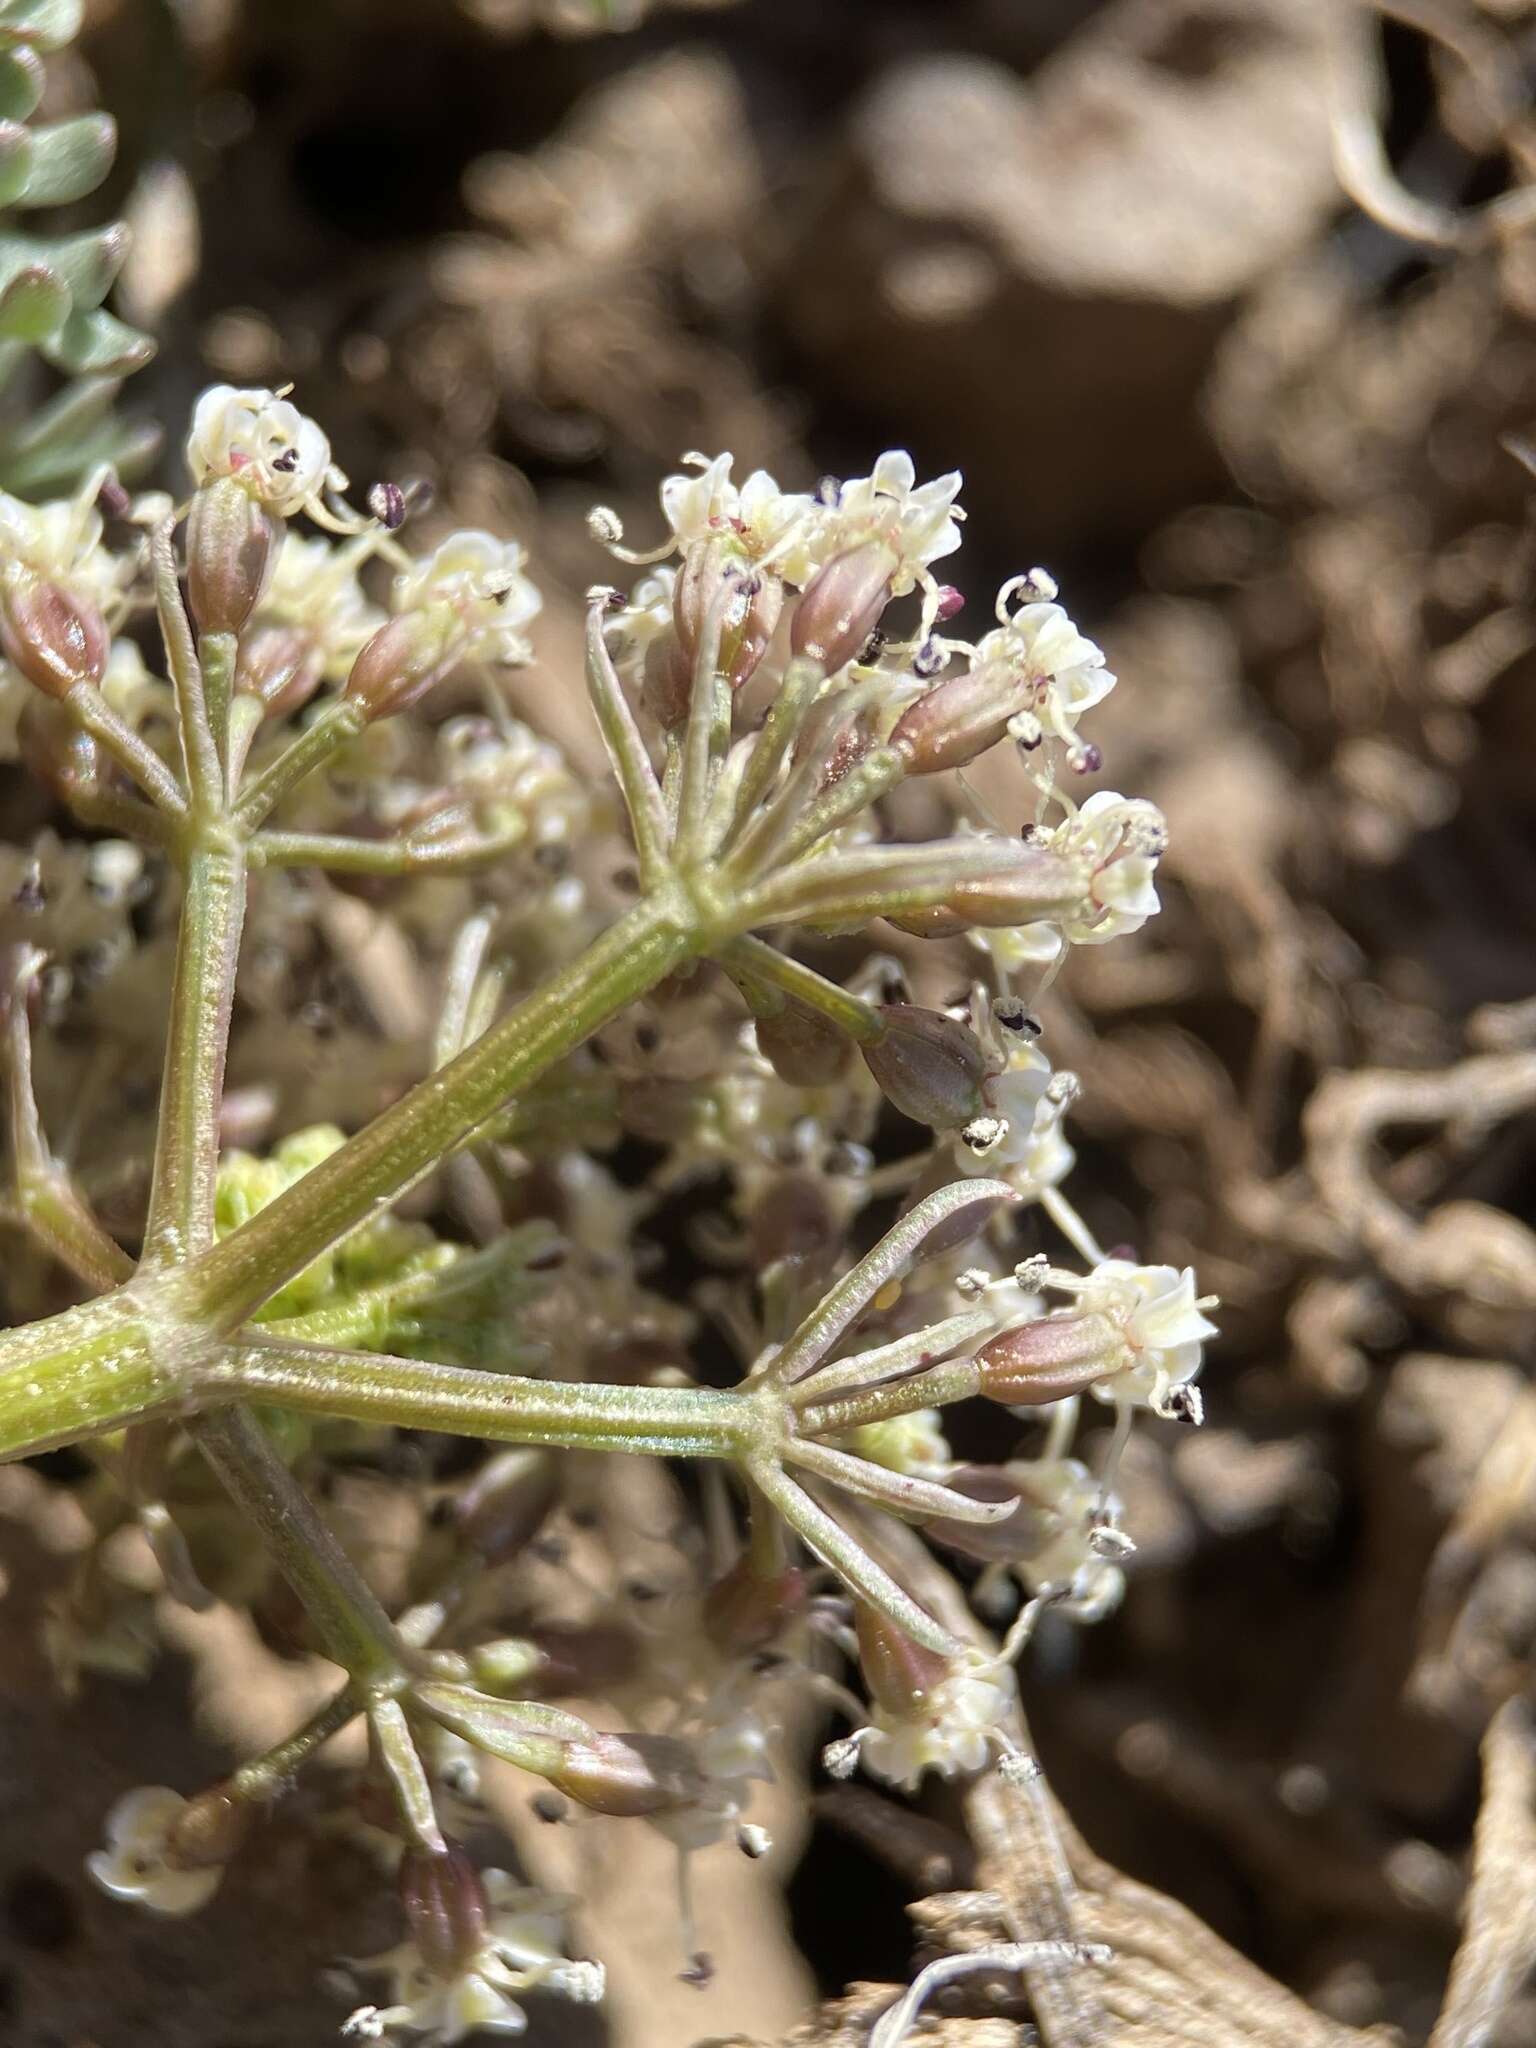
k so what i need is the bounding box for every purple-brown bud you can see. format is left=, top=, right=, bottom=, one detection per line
left=163, top=1786, right=253, bottom=1872
left=399, top=1841, right=490, bottom=1977
left=791, top=541, right=897, bottom=672
left=235, top=624, right=325, bottom=721
left=703, top=1555, right=808, bottom=1655
left=0, top=574, right=109, bottom=698
left=345, top=607, right=464, bottom=722
left=974, top=1313, right=1125, bottom=1406
left=861, top=1004, right=990, bottom=1131
left=546, top=1731, right=705, bottom=1818
left=454, top=1448, right=560, bottom=1563
left=674, top=537, right=784, bottom=694
left=754, top=1000, right=853, bottom=1087
left=749, top=1171, right=839, bottom=1271
left=639, top=627, right=692, bottom=730
left=855, top=1601, right=951, bottom=1718
left=890, top=658, right=1029, bottom=775
left=186, top=475, right=281, bottom=636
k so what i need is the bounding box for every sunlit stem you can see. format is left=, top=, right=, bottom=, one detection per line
left=768, top=744, right=907, bottom=870
left=764, top=1178, right=1015, bottom=1386
left=141, top=839, right=246, bottom=1266
left=371, top=1696, right=445, bottom=1852
left=745, top=1453, right=963, bottom=1657
left=722, top=934, right=886, bottom=1047
left=249, top=825, right=523, bottom=877
left=207, top=1337, right=748, bottom=1458
left=193, top=1402, right=407, bottom=1686
left=228, top=1683, right=360, bottom=1802
left=787, top=1309, right=994, bottom=1406
left=783, top=1436, right=1012, bottom=1525
left=735, top=838, right=1034, bottom=930
left=725, top=655, right=824, bottom=841
left=583, top=600, right=669, bottom=887
left=173, top=888, right=699, bottom=1330
left=1041, top=1185, right=1105, bottom=1265
left=233, top=696, right=367, bottom=831
left=153, top=519, right=221, bottom=815
left=199, top=631, right=236, bottom=773
left=68, top=689, right=187, bottom=816
left=795, top=1358, right=983, bottom=1437
left=672, top=584, right=731, bottom=867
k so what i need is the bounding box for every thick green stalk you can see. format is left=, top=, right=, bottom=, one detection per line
left=0, top=1295, right=188, bottom=1458
left=141, top=836, right=247, bottom=1266
left=174, top=889, right=700, bottom=1331
left=209, top=1339, right=748, bottom=1459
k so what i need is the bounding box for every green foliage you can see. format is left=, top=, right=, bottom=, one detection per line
left=0, top=0, right=153, bottom=496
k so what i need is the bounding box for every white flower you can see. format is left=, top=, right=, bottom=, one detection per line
left=1014, top=1458, right=1124, bottom=1620
left=861, top=1663, right=1014, bottom=1792
left=954, top=1035, right=1074, bottom=1193
left=0, top=471, right=129, bottom=615
left=349, top=1875, right=602, bottom=2046
left=973, top=584, right=1115, bottom=749
left=1053, top=792, right=1166, bottom=947
left=1077, top=1259, right=1217, bottom=1416
left=186, top=384, right=337, bottom=518
left=257, top=533, right=387, bottom=680
left=829, top=449, right=964, bottom=594
left=86, top=1786, right=221, bottom=1917
left=659, top=454, right=817, bottom=580
left=650, top=1687, right=776, bottom=1854
left=392, top=531, right=542, bottom=667
left=606, top=564, right=677, bottom=665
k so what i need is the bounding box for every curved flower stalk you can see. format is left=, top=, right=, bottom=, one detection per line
left=0, top=388, right=1215, bottom=2036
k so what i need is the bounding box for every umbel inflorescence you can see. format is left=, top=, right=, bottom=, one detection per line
left=0, top=384, right=1214, bottom=2042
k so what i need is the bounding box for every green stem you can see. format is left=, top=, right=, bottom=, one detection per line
left=191, top=1403, right=405, bottom=1685
left=154, top=521, right=221, bottom=815
left=200, top=632, right=236, bottom=777
left=174, top=889, right=700, bottom=1330
left=228, top=1683, right=360, bottom=1802
left=69, top=690, right=188, bottom=817
left=250, top=825, right=521, bottom=877
left=141, top=837, right=247, bottom=1266
left=0, top=1296, right=186, bottom=1458
left=723, top=935, right=886, bottom=1046
left=208, top=1338, right=748, bottom=1458
left=233, top=697, right=366, bottom=831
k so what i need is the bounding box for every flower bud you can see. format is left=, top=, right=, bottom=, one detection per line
left=890, top=658, right=1029, bottom=774
left=546, top=1731, right=705, bottom=1818
left=455, top=1448, right=560, bottom=1563
left=235, top=623, right=325, bottom=721
left=399, top=1841, right=490, bottom=1977
left=639, top=626, right=692, bottom=730
left=861, top=1005, right=990, bottom=1130
left=345, top=607, right=464, bottom=721
left=749, top=1171, right=838, bottom=1271
left=854, top=1601, right=951, bottom=1718
left=974, top=1312, right=1126, bottom=1406
left=703, top=1555, right=808, bottom=1655
left=18, top=696, right=102, bottom=802
left=0, top=572, right=109, bottom=698
left=791, top=541, right=897, bottom=671
left=943, top=847, right=1086, bottom=928
left=754, top=1000, right=852, bottom=1087
left=674, top=536, right=783, bottom=693
left=163, top=1786, right=253, bottom=1872
left=186, top=475, right=281, bottom=636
